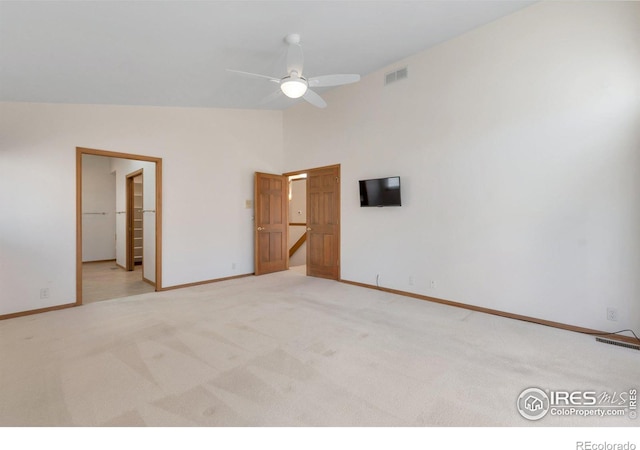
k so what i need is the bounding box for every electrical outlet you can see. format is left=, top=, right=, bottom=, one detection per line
left=430, top=280, right=437, bottom=289
left=409, top=276, right=414, bottom=286
left=232, top=262, right=236, bottom=270
left=39, top=288, right=50, bottom=299
left=606, top=307, right=618, bottom=322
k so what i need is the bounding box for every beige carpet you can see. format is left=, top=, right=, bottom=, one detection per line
left=0, top=269, right=638, bottom=427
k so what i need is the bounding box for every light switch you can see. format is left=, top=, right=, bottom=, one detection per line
left=245, top=200, right=253, bottom=209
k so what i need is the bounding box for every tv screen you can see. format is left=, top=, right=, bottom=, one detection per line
left=359, top=176, right=401, bottom=207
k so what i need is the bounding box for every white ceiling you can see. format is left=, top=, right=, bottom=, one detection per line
left=0, top=1, right=535, bottom=110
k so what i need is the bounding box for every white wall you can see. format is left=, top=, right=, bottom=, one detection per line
left=81, top=155, right=116, bottom=262
left=0, top=103, right=282, bottom=315
left=283, top=2, right=640, bottom=332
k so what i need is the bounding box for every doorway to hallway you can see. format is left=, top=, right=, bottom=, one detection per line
left=254, top=164, right=340, bottom=281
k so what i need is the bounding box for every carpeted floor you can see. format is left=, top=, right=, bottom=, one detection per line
left=0, top=269, right=638, bottom=427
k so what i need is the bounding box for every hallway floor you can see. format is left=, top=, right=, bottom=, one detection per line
left=82, top=260, right=155, bottom=303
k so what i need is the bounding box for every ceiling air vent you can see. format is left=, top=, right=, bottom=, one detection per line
left=385, top=67, right=408, bottom=86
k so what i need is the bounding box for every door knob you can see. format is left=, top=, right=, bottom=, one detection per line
left=306, top=227, right=312, bottom=231
left=257, top=227, right=264, bottom=231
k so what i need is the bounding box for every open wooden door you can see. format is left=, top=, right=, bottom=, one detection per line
left=254, top=172, right=288, bottom=275
left=125, top=169, right=144, bottom=272
left=306, top=165, right=340, bottom=280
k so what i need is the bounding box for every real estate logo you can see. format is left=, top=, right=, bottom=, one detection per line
left=517, top=387, right=637, bottom=421
left=517, top=387, right=550, bottom=420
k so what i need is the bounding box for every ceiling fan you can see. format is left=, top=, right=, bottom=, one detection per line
left=227, top=34, right=360, bottom=108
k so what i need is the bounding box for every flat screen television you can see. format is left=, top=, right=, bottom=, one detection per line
left=359, top=176, right=401, bottom=207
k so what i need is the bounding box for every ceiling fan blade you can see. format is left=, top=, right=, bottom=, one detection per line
left=258, top=89, right=284, bottom=106
left=227, top=69, right=280, bottom=83
left=286, top=43, right=304, bottom=76
left=308, top=74, right=361, bottom=88
left=302, top=89, right=327, bottom=109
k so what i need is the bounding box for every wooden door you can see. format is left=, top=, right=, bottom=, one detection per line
left=254, top=172, right=288, bottom=275
left=306, top=165, right=340, bottom=280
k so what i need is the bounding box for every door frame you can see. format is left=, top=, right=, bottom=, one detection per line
left=284, top=164, right=341, bottom=280
left=76, top=147, right=163, bottom=305
left=125, top=169, right=143, bottom=271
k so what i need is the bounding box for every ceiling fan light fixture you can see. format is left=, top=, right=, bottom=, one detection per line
left=228, top=34, right=359, bottom=108
left=280, top=74, right=308, bottom=98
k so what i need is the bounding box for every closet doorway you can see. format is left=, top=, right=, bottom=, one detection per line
left=76, top=147, right=163, bottom=305
left=126, top=170, right=144, bottom=271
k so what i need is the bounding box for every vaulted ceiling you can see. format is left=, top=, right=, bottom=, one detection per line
left=0, top=1, right=535, bottom=110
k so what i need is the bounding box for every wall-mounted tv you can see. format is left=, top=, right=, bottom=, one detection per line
left=359, top=176, right=401, bottom=207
